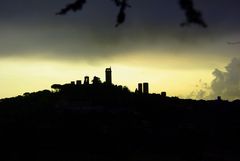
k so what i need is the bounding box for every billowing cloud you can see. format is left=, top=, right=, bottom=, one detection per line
left=209, top=58, right=240, bottom=100
left=191, top=58, right=240, bottom=100
left=188, top=79, right=210, bottom=99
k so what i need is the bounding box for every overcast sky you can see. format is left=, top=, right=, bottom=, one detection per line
left=0, top=0, right=240, bottom=99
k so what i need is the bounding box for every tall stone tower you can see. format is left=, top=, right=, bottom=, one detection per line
left=143, top=82, right=149, bottom=94
left=138, top=83, right=143, bottom=94
left=105, top=67, right=112, bottom=85
left=84, top=76, right=89, bottom=85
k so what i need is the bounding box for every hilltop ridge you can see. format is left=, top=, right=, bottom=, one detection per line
left=1, top=68, right=240, bottom=161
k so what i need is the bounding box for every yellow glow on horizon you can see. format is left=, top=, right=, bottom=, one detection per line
left=112, top=65, right=213, bottom=97
left=0, top=54, right=217, bottom=99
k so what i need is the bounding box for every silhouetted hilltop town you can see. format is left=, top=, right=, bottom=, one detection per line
left=50, top=67, right=152, bottom=95
left=48, top=67, right=168, bottom=102
left=50, top=67, right=132, bottom=96
left=1, top=68, right=240, bottom=161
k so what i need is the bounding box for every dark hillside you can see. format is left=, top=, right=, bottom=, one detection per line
left=1, top=84, right=240, bottom=161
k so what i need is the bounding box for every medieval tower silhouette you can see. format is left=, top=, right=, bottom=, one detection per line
left=105, top=67, right=112, bottom=85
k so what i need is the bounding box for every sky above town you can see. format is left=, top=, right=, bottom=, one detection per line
left=0, top=0, right=240, bottom=100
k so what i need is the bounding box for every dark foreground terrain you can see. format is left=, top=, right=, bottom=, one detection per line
left=1, top=85, right=240, bottom=161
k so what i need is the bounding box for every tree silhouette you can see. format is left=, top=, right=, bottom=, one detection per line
left=92, top=76, right=102, bottom=85
left=51, top=84, right=62, bottom=92
left=57, top=0, right=207, bottom=28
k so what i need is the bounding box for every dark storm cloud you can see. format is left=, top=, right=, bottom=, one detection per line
left=0, top=0, right=240, bottom=61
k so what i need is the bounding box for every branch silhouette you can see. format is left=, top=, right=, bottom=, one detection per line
left=56, top=0, right=87, bottom=15
left=179, top=0, right=207, bottom=28
left=115, top=0, right=131, bottom=27
left=56, top=0, right=207, bottom=28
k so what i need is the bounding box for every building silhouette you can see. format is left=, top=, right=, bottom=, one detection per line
left=143, top=83, right=149, bottom=94
left=161, top=92, right=167, bottom=97
left=76, top=80, right=82, bottom=85
left=71, top=81, right=75, bottom=85
left=105, top=67, right=112, bottom=85
left=84, top=76, right=89, bottom=85
left=138, top=83, right=143, bottom=94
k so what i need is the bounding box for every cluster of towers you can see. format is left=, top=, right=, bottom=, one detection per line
left=69, top=77, right=90, bottom=86
left=63, top=67, right=164, bottom=96
left=137, top=83, right=149, bottom=94
left=67, top=68, right=112, bottom=86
